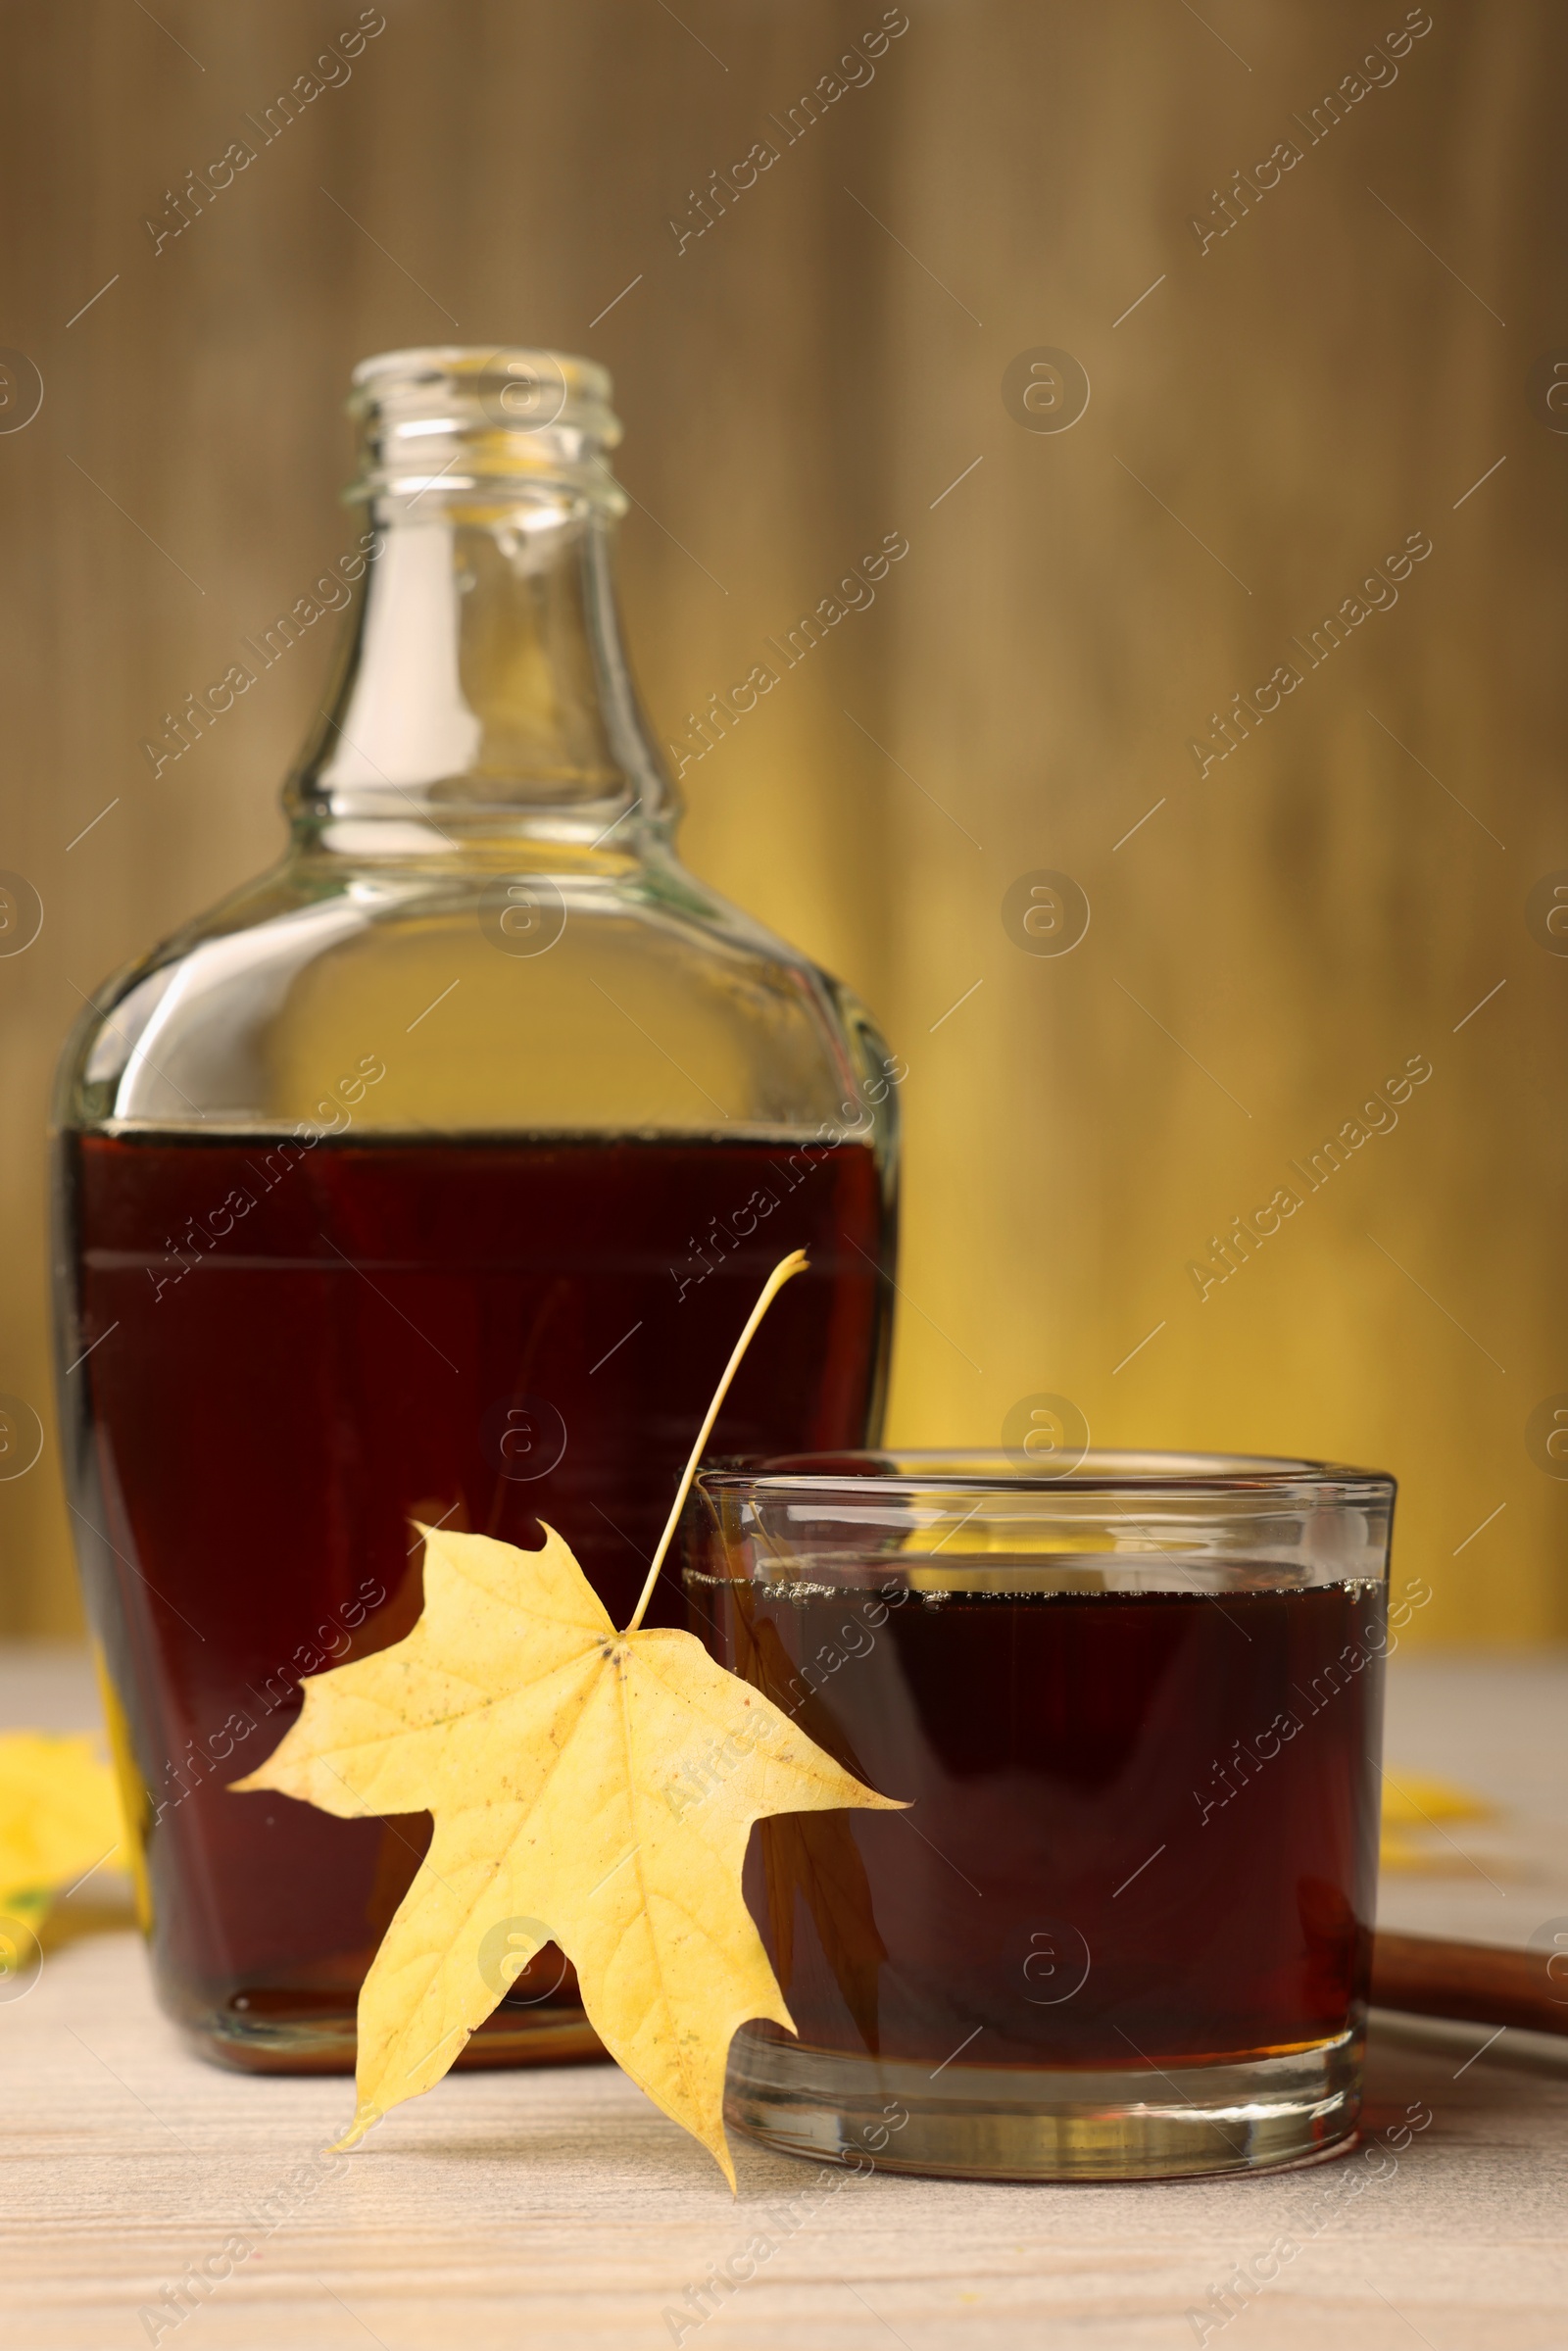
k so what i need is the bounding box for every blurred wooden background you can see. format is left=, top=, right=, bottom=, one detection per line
left=1, top=0, right=1565, bottom=1641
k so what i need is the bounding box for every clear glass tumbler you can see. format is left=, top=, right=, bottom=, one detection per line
left=684, top=1449, right=1395, bottom=2181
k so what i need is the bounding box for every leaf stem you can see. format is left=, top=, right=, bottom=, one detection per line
left=622, top=1249, right=809, bottom=1635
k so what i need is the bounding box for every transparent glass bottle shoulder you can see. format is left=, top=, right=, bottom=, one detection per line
left=58, top=843, right=898, bottom=1146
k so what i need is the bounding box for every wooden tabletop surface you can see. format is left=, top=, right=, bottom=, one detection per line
left=5, top=1647, right=1567, bottom=2351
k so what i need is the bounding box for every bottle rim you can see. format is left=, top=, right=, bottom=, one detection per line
left=347, top=344, right=623, bottom=509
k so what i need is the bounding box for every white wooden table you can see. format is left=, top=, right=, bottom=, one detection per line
left=5, top=1648, right=1567, bottom=2350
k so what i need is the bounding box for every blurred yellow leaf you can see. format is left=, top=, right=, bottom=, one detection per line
left=0, top=1731, right=123, bottom=1917
left=1380, top=1764, right=1495, bottom=1873
left=1381, top=1767, right=1493, bottom=1826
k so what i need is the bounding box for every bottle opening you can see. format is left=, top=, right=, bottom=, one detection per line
left=348, top=345, right=625, bottom=512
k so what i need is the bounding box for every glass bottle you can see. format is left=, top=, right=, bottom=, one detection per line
left=53, top=347, right=900, bottom=2072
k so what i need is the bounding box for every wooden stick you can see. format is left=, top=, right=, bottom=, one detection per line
left=1371, top=1930, right=1568, bottom=2038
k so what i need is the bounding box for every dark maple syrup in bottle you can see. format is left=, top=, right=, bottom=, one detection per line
left=53, top=351, right=899, bottom=2071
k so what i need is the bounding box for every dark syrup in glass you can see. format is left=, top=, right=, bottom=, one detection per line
left=61, top=1130, right=891, bottom=2067
left=689, top=1573, right=1384, bottom=2070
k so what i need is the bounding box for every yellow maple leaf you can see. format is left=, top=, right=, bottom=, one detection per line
left=234, top=1251, right=903, bottom=2182
left=0, top=1731, right=123, bottom=1924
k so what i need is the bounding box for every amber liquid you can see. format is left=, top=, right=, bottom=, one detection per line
left=690, top=1574, right=1384, bottom=2068
left=61, top=1130, right=892, bottom=2066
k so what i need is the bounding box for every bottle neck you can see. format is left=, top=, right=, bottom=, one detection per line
left=288, top=489, right=675, bottom=858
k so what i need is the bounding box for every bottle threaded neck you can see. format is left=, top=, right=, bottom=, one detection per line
left=347, top=346, right=626, bottom=514
left=290, top=345, right=671, bottom=848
